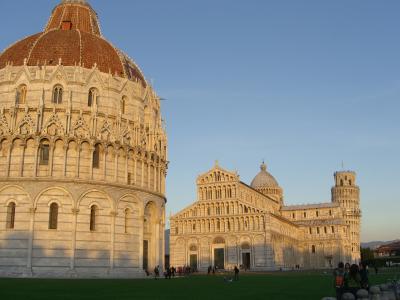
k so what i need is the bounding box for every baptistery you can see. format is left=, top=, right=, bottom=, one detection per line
left=0, top=0, right=167, bottom=278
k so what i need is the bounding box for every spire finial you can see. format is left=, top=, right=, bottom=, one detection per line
left=260, top=161, right=267, bottom=171
left=214, top=160, right=219, bottom=167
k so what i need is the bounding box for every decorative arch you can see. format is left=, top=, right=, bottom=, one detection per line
left=76, top=189, right=114, bottom=212
left=72, top=115, right=90, bottom=139
left=17, top=113, right=36, bottom=135
left=42, top=113, right=64, bottom=136
left=33, top=186, right=75, bottom=209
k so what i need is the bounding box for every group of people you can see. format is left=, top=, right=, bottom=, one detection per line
left=161, top=266, right=176, bottom=279
left=333, top=262, right=369, bottom=299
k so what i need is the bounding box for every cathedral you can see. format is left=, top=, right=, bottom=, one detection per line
left=169, top=162, right=361, bottom=271
left=0, top=1, right=167, bottom=277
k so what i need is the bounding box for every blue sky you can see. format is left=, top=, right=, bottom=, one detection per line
left=1, top=1, right=399, bottom=242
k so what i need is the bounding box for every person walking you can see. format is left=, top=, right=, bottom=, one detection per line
left=359, top=262, right=369, bottom=289
left=333, top=262, right=345, bottom=300
left=344, top=264, right=361, bottom=297
left=234, top=266, right=239, bottom=281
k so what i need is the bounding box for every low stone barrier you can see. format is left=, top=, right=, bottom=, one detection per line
left=321, top=280, right=400, bottom=300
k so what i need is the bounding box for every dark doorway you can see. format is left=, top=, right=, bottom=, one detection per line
left=143, top=240, right=149, bottom=270
left=190, top=254, right=197, bottom=271
left=214, top=248, right=224, bottom=269
left=242, top=252, right=251, bottom=270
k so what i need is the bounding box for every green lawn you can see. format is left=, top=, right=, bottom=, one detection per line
left=0, top=270, right=398, bottom=300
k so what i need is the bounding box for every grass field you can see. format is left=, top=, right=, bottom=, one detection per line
left=0, top=270, right=398, bottom=300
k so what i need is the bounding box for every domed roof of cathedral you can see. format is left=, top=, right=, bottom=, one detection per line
left=0, top=0, right=146, bottom=86
left=250, top=163, right=279, bottom=189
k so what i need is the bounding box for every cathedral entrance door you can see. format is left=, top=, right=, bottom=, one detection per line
left=190, top=254, right=198, bottom=271
left=242, top=252, right=251, bottom=270
left=143, top=240, right=149, bottom=270
left=214, top=248, right=224, bottom=269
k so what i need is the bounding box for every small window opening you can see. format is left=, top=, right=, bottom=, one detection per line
left=90, top=205, right=98, bottom=231
left=92, top=144, right=100, bottom=169
left=16, top=85, right=27, bottom=105
left=52, top=85, right=63, bottom=104
left=61, top=21, right=73, bottom=30
left=49, top=203, right=58, bottom=229
left=6, top=202, right=16, bottom=229
left=39, top=143, right=50, bottom=165
left=88, top=88, right=97, bottom=107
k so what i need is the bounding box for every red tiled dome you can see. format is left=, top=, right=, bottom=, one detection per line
left=0, top=0, right=146, bottom=86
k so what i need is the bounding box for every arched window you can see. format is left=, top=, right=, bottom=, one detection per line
left=52, top=85, right=63, bottom=104
left=349, top=180, right=352, bottom=186
left=124, top=208, right=130, bottom=233
left=92, top=144, right=100, bottom=168
left=340, top=179, right=344, bottom=186
left=311, top=245, right=316, bottom=253
left=16, top=85, right=27, bottom=105
left=241, top=242, right=251, bottom=250
left=39, top=140, right=50, bottom=165
left=88, top=88, right=98, bottom=107
left=6, top=202, right=16, bottom=229
left=49, top=203, right=59, bottom=229
left=121, top=96, right=127, bottom=114
left=90, top=205, right=97, bottom=231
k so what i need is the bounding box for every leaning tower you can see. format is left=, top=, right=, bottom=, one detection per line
left=331, top=171, right=361, bottom=262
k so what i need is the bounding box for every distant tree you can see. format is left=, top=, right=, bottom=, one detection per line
left=361, top=247, right=375, bottom=261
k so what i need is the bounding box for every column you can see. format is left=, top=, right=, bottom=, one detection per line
left=75, top=143, right=81, bottom=178
left=110, top=211, right=117, bottom=270
left=141, top=161, right=144, bottom=187
left=5, top=144, right=12, bottom=177
left=139, top=216, right=144, bottom=269
left=114, top=150, right=118, bottom=182
left=48, top=142, right=55, bottom=177
left=89, top=146, right=94, bottom=180
left=147, top=163, right=150, bottom=189
left=70, top=208, right=79, bottom=271
left=155, top=220, right=160, bottom=267
left=19, top=141, right=26, bottom=177
left=103, top=148, right=107, bottom=180
left=62, top=145, right=68, bottom=177
left=33, top=141, right=39, bottom=177
left=160, top=220, right=165, bottom=270
left=26, top=207, right=36, bottom=272
left=125, top=152, right=129, bottom=184
left=133, top=158, right=137, bottom=185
